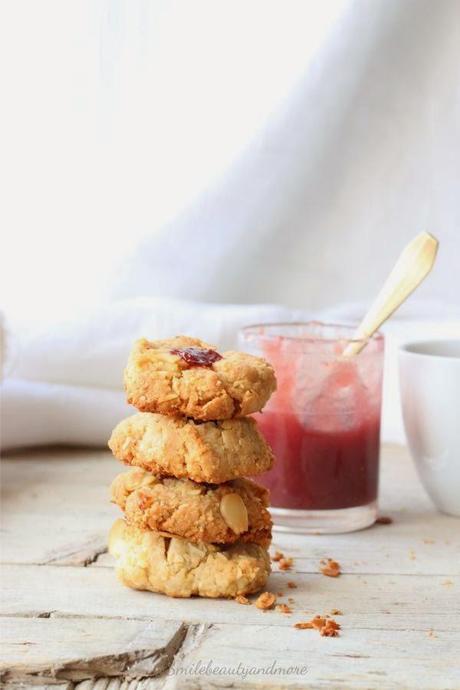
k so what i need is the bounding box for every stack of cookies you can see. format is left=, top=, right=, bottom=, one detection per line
left=107, top=336, right=277, bottom=599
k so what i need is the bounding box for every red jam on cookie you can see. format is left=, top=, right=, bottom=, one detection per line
left=170, top=347, right=223, bottom=367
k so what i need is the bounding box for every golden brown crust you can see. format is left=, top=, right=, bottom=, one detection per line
left=110, top=468, right=272, bottom=547
left=108, top=519, right=271, bottom=598
left=124, top=336, right=276, bottom=421
left=108, top=412, right=274, bottom=483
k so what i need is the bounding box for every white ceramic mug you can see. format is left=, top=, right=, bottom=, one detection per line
left=399, top=339, right=460, bottom=517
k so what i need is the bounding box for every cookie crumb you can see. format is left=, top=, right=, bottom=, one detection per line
left=279, top=557, right=293, bottom=571
left=442, top=579, right=453, bottom=587
left=320, top=558, right=341, bottom=577
left=409, top=549, right=416, bottom=560
left=235, top=595, right=250, bottom=605
left=321, top=619, right=341, bottom=637
left=294, top=615, right=340, bottom=637
left=288, top=597, right=295, bottom=604
left=255, top=592, right=277, bottom=610
left=423, top=538, right=435, bottom=544
left=310, top=615, right=327, bottom=629
left=276, top=591, right=284, bottom=597
left=330, top=608, right=343, bottom=615
left=272, top=550, right=284, bottom=562
left=287, top=581, right=297, bottom=589
left=375, top=516, right=393, bottom=525
left=276, top=604, right=292, bottom=614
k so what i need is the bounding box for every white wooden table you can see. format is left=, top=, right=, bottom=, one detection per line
left=1, top=445, right=459, bottom=689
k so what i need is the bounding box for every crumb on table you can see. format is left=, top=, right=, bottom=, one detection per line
left=295, top=614, right=341, bottom=637
left=320, top=558, right=341, bottom=577
left=272, top=551, right=284, bottom=562
left=279, top=557, right=293, bottom=571
left=321, top=619, right=341, bottom=637
left=255, top=592, right=277, bottom=610
left=276, top=603, right=292, bottom=614
left=375, top=516, right=393, bottom=525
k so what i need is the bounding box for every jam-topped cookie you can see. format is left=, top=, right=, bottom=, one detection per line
left=111, top=467, right=272, bottom=547
left=124, top=336, right=276, bottom=421
left=108, top=412, right=274, bottom=483
left=109, top=519, right=271, bottom=598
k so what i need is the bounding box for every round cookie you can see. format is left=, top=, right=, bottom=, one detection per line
left=108, top=519, right=271, bottom=598
left=111, top=468, right=272, bottom=547
left=108, top=412, right=274, bottom=483
left=124, top=336, right=276, bottom=421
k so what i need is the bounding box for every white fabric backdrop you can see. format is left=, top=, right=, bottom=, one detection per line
left=1, top=0, right=459, bottom=449
left=2, top=298, right=459, bottom=449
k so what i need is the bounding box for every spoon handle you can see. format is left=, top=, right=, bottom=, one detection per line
left=343, top=232, right=439, bottom=357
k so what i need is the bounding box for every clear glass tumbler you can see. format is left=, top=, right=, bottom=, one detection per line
left=239, top=322, right=384, bottom=534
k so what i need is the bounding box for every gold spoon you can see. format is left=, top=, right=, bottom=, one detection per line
left=342, top=232, right=439, bottom=357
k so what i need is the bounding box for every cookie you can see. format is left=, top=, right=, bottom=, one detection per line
left=124, top=336, right=276, bottom=420
left=110, top=468, right=272, bottom=546
left=108, top=519, right=271, bottom=598
left=108, top=412, right=274, bottom=483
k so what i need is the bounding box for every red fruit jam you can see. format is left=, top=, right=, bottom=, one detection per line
left=170, top=347, right=223, bottom=367
left=254, top=335, right=382, bottom=511
left=256, top=411, right=380, bottom=510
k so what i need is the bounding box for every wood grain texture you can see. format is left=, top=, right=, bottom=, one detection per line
left=1, top=617, right=187, bottom=682
left=1, top=445, right=459, bottom=689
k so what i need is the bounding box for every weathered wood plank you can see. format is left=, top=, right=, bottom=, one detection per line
left=2, top=616, right=459, bottom=689
left=74, top=680, right=167, bottom=690
left=1, top=564, right=458, bottom=630
left=0, top=617, right=187, bottom=683
left=270, top=513, right=460, bottom=576
left=1, top=447, right=119, bottom=565
left=165, top=621, right=460, bottom=690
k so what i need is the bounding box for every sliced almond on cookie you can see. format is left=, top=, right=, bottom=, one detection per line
left=220, top=493, right=249, bottom=534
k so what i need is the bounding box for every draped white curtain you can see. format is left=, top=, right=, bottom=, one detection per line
left=1, top=0, right=459, bottom=449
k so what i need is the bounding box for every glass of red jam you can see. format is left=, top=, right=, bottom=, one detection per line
left=239, top=322, right=384, bottom=533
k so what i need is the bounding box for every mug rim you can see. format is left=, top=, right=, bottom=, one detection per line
left=399, top=338, right=460, bottom=361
